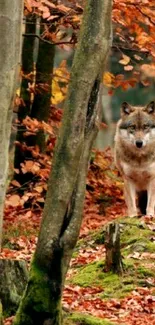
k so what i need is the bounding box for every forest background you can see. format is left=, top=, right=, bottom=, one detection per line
left=0, top=0, right=155, bottom=325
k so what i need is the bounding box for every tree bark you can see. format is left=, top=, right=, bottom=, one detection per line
left=13, top=1, right=112, bottom=324
left=29, top=19, right=55, bottom=151
left=0, top=259, right=28, bottom=316
left=0, top=0, right=23, bottom=249
left=0, top=302, right=2, bottom=325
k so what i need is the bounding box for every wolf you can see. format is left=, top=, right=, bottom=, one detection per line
left=114, top=101, right=155, bottom=217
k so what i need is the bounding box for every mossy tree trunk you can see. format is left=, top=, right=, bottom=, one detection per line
left=0, top=0, right=23, bottom=249
left=13, top=1, right=112, bottom=324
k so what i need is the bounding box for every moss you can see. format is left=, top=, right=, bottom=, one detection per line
left=88, top=216, right=155, bottom=251
left=94, top=230, right=105, bottom=245
left=0, top=302, right=3, bottom=325
left=69, top=255, right=155, bottom=299
left=70, top=261, right=104, bottom=287
left=67, top=215, right=155, bottom=309
left=72, top=251, right=79, bottom=259
left=13, top=260, right=62, bottom=325
left=121, top=225, right=149, bottom=246
left=137, top=266, right=155, bottom=278
left=70, top=260, right=136, bottom=299
left=145, top=241, right=155, bottom=253
left=65, top=312, right=119, bottom=325
left=98, top=273, right=119, bottom=284
left=119, top=217, right=155, bottom=254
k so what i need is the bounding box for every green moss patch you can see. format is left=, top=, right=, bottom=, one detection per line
left=64, top=312, right=119, bottom=325
left=14, top=260, right=61, bottom=325
left=69, top=260, right=137, bottom=299
left=120, top=217, right=155, bottom=253
left=69, top=216, right=155, bottom=299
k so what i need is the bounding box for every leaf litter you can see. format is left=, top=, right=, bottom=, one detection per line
left=2, top=148, right=155, bottom=325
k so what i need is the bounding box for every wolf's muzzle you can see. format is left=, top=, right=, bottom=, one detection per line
left=135, top=140, right=143, bottom=148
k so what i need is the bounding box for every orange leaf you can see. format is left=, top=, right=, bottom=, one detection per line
left=119, top=54, right=130, bottom=65
left=35, top=186, right=43, bottom=193
left=11, top=180, right=21, bottom=187
left=103, top=72, right=115, bottom=87
left=124, top=65, right=133, bottom=71
left=6, top=195, right=21, bottom=207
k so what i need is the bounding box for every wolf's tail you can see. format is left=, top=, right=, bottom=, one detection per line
left=137, top=191, right=147, bottom=215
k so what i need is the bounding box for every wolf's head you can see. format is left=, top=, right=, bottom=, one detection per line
left=118, top=101, right=155, bottom=149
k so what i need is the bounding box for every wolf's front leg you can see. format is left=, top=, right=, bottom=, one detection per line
left=146, top=181, right=155, bottom=216
left=124, top=179, right=137, bottom=217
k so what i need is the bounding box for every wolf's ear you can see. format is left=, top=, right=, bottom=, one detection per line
left=121, top=102, right=133, bottom=116
left=145, top=101, right=155, bottom=114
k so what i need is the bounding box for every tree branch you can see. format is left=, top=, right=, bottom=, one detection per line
left=23, top=33, right=150, bottom=56
left=22, top=33, right=74, bottom=46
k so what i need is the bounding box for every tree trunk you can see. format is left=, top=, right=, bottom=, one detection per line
left=14, top=16, right=55, bottom=184
left=105, top=222, right=123, bottom=274
left=0, top=259, right=28, bottom=316
left=14, top=15, right=37, bottom=171
left=29, top=19, right=55, bottom=151
left=13, top=1, right=112, bottom=324
left=0, top=302, right=2, bottom=325
left=0, top=0, right=23, bottom=249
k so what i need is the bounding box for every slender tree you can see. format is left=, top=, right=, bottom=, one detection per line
left=14, top=15, right=55, bottom=185
left=29, top=18, right=55, bottom=151
left=0, top=0, right=23, bottom=249
left=14, top=14, right=37, bottom=171
left=14, top=0, right=112, bottom=324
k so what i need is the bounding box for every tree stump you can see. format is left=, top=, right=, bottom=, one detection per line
left=105, top=222, right=123, bottom=274
left=0, top=259, right=28, bottom=316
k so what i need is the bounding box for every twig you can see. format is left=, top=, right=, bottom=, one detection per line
left=22, top=33, right=74, bottom=46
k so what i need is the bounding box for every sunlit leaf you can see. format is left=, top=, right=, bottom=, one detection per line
left=119, top=54, right=130, bottom=65
left=103, top=72, right=115, bottom=87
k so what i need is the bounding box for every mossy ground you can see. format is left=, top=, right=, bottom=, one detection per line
left=64, top=313, right=119, bottom=325
left=68, top=216, right=155, bottom=300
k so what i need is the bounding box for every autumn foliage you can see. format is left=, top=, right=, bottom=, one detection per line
left=1, top=0, right=155, bottom=324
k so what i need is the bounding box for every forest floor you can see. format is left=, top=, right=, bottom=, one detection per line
left=1, top=148, right=155, bottom=325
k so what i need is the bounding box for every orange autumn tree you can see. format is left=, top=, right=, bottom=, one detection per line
left=6, top=1, right=155, bottom=233
left=17, top=0, right=155, bottom=161
left=110, top=0, right=155, bottom=91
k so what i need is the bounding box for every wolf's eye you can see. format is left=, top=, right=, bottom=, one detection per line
left=129, top=125, right=136, bottom=132
left=143, top=124, right=149, bottom=130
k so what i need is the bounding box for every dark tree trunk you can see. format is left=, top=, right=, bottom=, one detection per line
left=14, top=15, right=36, bottom=171
left=105, top=222, right=123, bottom=274
left=29, top=19, right=55, bottom=151
left=13, top=1, right=112, bottom=324
left=14, top=17, right=55, bottom=185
